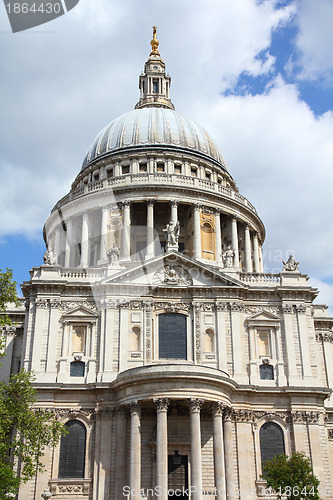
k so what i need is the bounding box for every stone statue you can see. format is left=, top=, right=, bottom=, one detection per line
left=43, top=249, right=57, bottom=265
left=108, top=243, right=120, bottom=264
left=223, top=245, right=234, bottom=268
left=282, top=255, right=299, bottom=272
left=163, top=221, right=180, bottom=245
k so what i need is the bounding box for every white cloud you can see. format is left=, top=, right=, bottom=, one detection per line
left=294, top=0, right=333, bottom=82
left=190, top=75, right=333, bottom=286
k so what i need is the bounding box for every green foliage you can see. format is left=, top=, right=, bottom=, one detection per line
left=0, top=268, right=20, bottom=327
left=262, top=452, right=320, bottom=500
left=0, top=370, right=66, bottom=496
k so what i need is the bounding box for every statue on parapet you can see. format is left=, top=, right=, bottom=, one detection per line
left=223, top=245, right=234, bottom=268
left=43, top=249, right=57, bottom=265
left=282, top=255, right=299, bottom=272
left=108, top=243, right=120, bottom=264
left=163, top=221, right=180, bottom=246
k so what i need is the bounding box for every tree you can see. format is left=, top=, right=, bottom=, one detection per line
left=0, top=268, right=66, bottom=496
left=0, top=268, right=20, bottom=356
left=262, top=452, right=320, bottom=500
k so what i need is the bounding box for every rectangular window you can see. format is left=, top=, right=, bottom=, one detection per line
left=174, top=165, right=182, bottom=174
left=191, top=167, right=197, bottom=177
left=107, top=168, right=113, bottom=178
left=122, top=165, right=130, bottom=175
left=159, top=313, right=187, bottom=359
left=139, top=163, right=147, bottom=172
left=156, top=162, right=165, bottom=172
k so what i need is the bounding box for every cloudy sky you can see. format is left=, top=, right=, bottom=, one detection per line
left=0, top=0, right=332, bottom=310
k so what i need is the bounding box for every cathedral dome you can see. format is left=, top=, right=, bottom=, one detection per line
left=81, top=108, right=227, bottom=171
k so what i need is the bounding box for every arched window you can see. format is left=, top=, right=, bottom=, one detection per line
left=131, top=327, right=141, bottom=351
left=70, top=360, right=85, bottom=377
left=260, top=422, right=285, bottom=464
left=58, top=420, right=86, bottom=478
left=159, top=313, right=187, bottom=359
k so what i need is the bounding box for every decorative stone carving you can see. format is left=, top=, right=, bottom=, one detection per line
left=230, top=302, right=244, bottom=312
left=154, top=301, right=190, bottom=312
left=202, top=302, right=215, bottom=311
left=282, top=303, right=293, bottom=314
left=211, top=402, right=224, bottom=416
left=129, top=400, right=141, bottom=415
left=163, top=220, right=180, bottom=246
left=234, top=409, right=254, bottom=422
left=153, top=266, right=193, bottom=286
left=244, top=305, right=279, bottom=315
left=50, top=299, right=60, bottom=308
left=292, top=411, right=320, bottom=424
left=223, top=407, right=234, bottom=422
left=43, top=249, right=57, bottom=265
left=54, top=408, right=96, bottom=422
left=130, top=300, right=143, bottom=309
left=222, top=245, right=234, bottom=268
left=145, top=303, right=152, bottom=363
left=2, top=324, right=16, bottom=335
left=107, top=243, right=120, bottom=264
left=154, top=398, right=169, bottom=412
left=35, top=298, right=48, bottom=309
left=189, top=399, right=203, bottom=412
left=193, top=302, right=201, bottom=363
left=216, top=301, right=228, bottom=311
left=282, top=255, right=299, bottom=272
left=60, top=300, right=97, bottom=312
left=316, top=332, right=333, bottom=343
left=296, top=304, right=306, bottom=314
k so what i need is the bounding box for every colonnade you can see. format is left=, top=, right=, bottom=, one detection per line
left=50, top=200, right=263, bottom=272
left=114, top=399, right=235, bottom=500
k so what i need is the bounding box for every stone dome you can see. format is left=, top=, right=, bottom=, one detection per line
left=82, top=108, right=227, bottom=171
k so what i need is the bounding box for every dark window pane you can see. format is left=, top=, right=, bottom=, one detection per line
left=59, top=420, right=86, bottom=478
left=260, top=422, right=285, bottom=464
left=70, top=361, right=85, bottom=377
left=260, top=365, right=274, bottom=380
left=159, top=313, right=187, bottom=359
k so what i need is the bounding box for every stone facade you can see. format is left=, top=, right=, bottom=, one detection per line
left=1, top=30, right=333, bottom=500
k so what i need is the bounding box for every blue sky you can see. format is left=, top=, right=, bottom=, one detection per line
left=0, top=0, right=332, bottom=310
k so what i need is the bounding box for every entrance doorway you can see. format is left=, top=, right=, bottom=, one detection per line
left=168, top=454, right=188, bottom=499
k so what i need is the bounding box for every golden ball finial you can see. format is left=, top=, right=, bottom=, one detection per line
left=150, top=25, right=160, bottom=55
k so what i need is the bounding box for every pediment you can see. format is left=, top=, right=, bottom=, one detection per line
left=62, top=306, right=99, bottom=319
left=101, top=251, right=243, bottom=289
left=246, top=310, right=280, bottom=324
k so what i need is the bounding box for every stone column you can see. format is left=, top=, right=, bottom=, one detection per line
left=259, top=245, right=264, bottom=272
left=98, top=205, right=108, bottom=264
left=248, top=326, right=259, bottom=385
left=80, top=211, right=89, bottom=267
left=193, top=204, right=202, bottom=260
left=253, top=232, right=260, bottom=273
left=282, top=304, right=298, bottom=385
left=296, top=304, right=313, bottom=383
left=54, top=226, right=61, bottom=263
left=212, top=403, right=226, bottom=500
left=223, top=408, right=235, bottom=500
left=170, top=200, right=178, bottom=225
left=115, top=407, right=127, bottom=500
left=121, top=201, right=131, bottom=261
left=275, top=326, right=287, bottom=385
left=214, top=209, right=223, bottom=266
left=64, top=217, right=73, bottom=267
left=244, top=224, right=252, bottom=273
left=231, top=216, right=239, bottom=268
left=154, top=398, right=169, bottom=500
left=129, top=401, right=141, bottom=500
left=45, top=299, right=60, bottom=381
left=146, top=199, right=155, bottom=260
left=190, top=399, right=203, bottom=500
